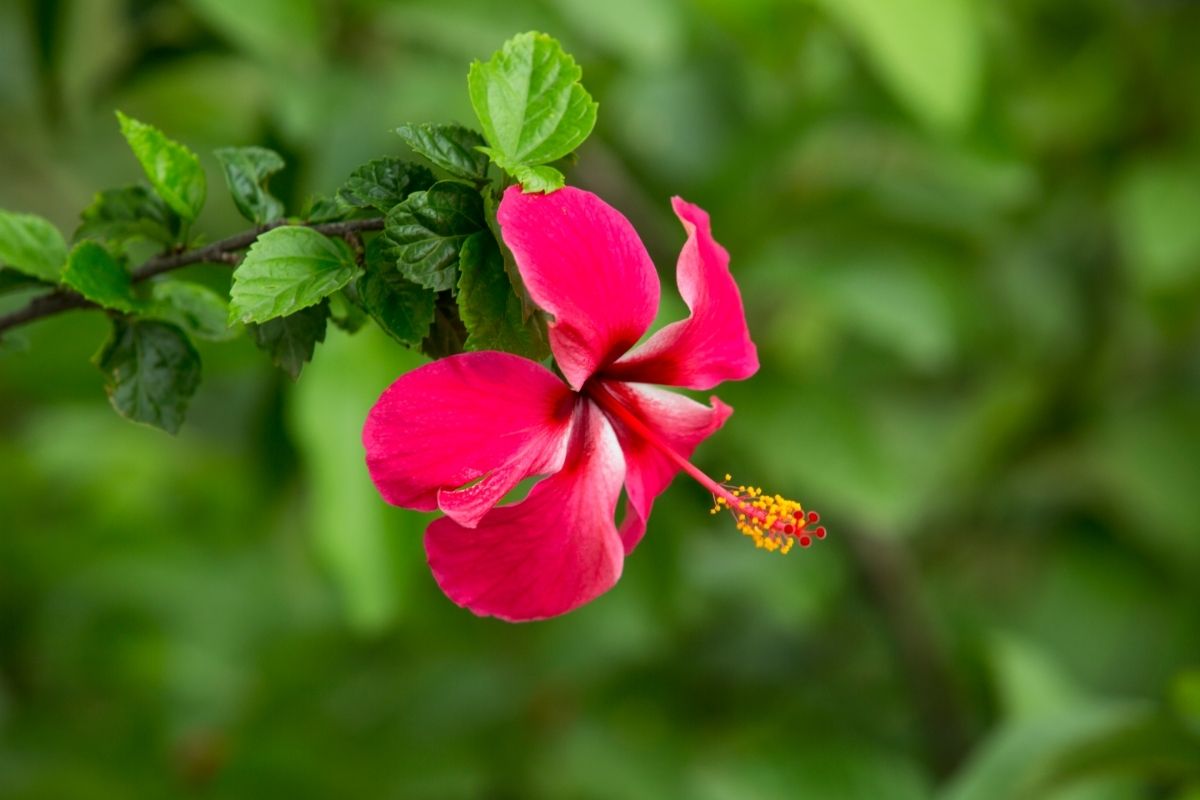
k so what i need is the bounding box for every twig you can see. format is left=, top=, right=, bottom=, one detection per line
left=841, top=527, right=972, bottom=777
left=0, top=217, right=384, bottom=335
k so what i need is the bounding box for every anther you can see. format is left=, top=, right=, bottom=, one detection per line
left=709, top=474, right=827, bottom=556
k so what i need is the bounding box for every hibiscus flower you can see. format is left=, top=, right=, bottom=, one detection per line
left=363, top=186, right=824, bottom=621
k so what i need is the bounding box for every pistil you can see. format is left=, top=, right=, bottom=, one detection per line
left=587, top=383, right=825, bottom=554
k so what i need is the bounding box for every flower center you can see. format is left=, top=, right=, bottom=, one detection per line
left=586, top=383, right=826, bottom=555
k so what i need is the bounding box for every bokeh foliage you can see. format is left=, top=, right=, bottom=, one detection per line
left=2, top=0, right=1199, bottom=797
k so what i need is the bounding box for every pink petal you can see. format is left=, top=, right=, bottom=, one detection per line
left=497, top=185, right=660, bottom=390
left=424, top=400, right=626, bottom=622
left=606, top=197, right=759, bottom=390
left=599, top=381, right=732, bottom=553
left=363, top=352, right=574, bottom=527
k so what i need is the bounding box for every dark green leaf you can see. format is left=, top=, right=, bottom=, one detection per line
left=328, top=289, right=368, bottom=334
left=146, top=281, right=238, bottom=342
left=0, top=329, right=29, bottom=354
left=457, top=232, right=548, bottom=359
left=468, top=32, right=597, bottom=182
left=422, top=291, right=468, bottom=360
left=394, top=123, right=490, bottom=180
left=0, top=210, right=68, bottom=282
left=94, top=318, right=202, bottom=434
left=229, top=226, right=359, bottom=324
left=336, top=158, right=435, bottom=213
left=60, top=241, right=138, bottom=312
left=116, top=111, right=207, bottom=222
left=75, top=186, right=179, bottom=250
left=0, top=267, right=47, bottom=295
left=214, top=146, right=286, bottom=224
left=248, top=300, right=329, bottom=379
left=358, top=236, right=435, bottom=346
left=384, top=181, right=484, bottom=292
left=1033, top=710, right=1200, bottom=791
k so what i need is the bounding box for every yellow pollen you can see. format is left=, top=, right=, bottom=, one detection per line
left=708, top=477, right=827, bottom=556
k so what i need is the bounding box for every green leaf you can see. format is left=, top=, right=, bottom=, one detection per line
left=358, top=236, right=435, bottom=346
left=394, top=123, right=490, bottom=180
left=813, top=0, right=981, bottom=132
left=60, top=241, right=137, bottom=312
left=146, top=281, right=238, bottom=342
left=0, top=210, right=68, bottom=281
left=116, top=111, right=207, bottom=222
left=384, top=181, right=485, bottom=292
left=229, top=226, right=359, bottom=324
left=457, top=232, right=548, bottom=359
left=1115, top=157, right=1200, bottom=292
left=0, top=329, right=29, bottom=354
left=423, top=291, right=469, bottom=360
left=512, top=164, right=565, bottom=193
left=185, top=0, right=321, bottom=67
left=213, top=146, right=286, bottom=224
left=75, top=186, right=179, bottom=250
left=0, top=267, right=48, bottom=295
left=941, top=704, right=1149, bottom=800
left=468, top=32, right=598, bottom=179
left=248, top=300, right=329, bottom=380
left=94, top=318, right=202, bottom=434
left=1033, top=710, right=1200, bottom=792
left=290, top=326, right=425, bottom=632
left=328, top=289, right=368, bottom=334
left=301, top=194, right=348, bottom=223
left=335, top=157, right=435, bottom=213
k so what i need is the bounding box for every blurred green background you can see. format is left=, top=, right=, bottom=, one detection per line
left=2, top=0, right=1200, bottom=797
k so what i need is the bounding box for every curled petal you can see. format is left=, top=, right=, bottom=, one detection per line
left=498, top=185, right=660, bottom=390
left=425, top=400, right=626, bottom=621
left=607, top=197, right=758, bottom=390
left=363, top=352, right=573, bottom=526
left=598, top=381, right=732, bottom=553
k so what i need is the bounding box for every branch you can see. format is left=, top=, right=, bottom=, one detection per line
left=0, top=217, right=384, bottom=336
left=841, top=527, right=972, bottom=777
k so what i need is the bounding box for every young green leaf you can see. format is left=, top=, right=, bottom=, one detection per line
left=358, top=236, right=435, bottom=346
left=394, top=123, right=490, bottom=180
left=229, top=226, right=359, bottom=324
left=384, top=181, right=485, bottom=292
left=512, top=165, right=565, bottom=193
left=248, top=300, right=329, bottom=380
left=76, top=186, right=179, bottom=251
left=94, top=318, right=202, bottom=434
left=457, top=232, right=548, bottom=359
left=302, top=194, right=348, bottom=223
left=468, top=32, right=597, bottom=183
left=336, top=158, right=436, bottom=213
left=0, top=210, right=68, bottom=282
left=60, top=241, right=138, bottom=312
left=147, top=281, right=238, bottom=342
left=115, top=111, right=207, bottom=222
left=214, top=146, right=286, bottom=224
